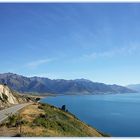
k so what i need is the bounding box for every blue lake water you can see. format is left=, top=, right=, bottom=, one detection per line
left=41, top=93, right=140, bottom=137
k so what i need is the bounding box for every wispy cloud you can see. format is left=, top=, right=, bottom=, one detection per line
left=26, top=58, right=54, bottom=68
left=83, top=45, right=139, bottom=60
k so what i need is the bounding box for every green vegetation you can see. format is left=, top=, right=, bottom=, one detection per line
left=30, top=103, right=103, bottom=136
left=61, top=105, right=66, bottom=111
left=35, top=98, right=41, bottom=102
left=6, top=114, right=27, bottom=128
left=7, top=114, right=18, bottom=127
left=0, top=93, right=8, bottom=102
left=0, top=96, right=3, bottom=101
left=0, top=103, right=105, bottom=137
left=2, top=93, right=8, bottom=101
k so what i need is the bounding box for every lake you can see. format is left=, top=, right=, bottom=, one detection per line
left=41, top=93, right=140, bottom=137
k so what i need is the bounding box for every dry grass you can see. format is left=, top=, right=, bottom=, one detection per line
left=0, top=126, right=19, bottom=136
left=0, top=103, right=105, bottom=137
left=22, top=125, right=45, bottom=136
left=20, top=103, right=44, bottom=122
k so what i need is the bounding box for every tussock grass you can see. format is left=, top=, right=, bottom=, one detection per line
left=24, top=103, right=103, bottom=137
left=1, top=103, right=106, bottom=137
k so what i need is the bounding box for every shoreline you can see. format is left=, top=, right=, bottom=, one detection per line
left=29, top=91, right=139, bottom=99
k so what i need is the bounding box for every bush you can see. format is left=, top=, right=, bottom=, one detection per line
left=6, top=114, right=18, bottom=127
left=0, top=96, right=3, bottom=101
left=39, top=113, right=48, bottom=119
left=38, top=105, right=43, bottom=110
left=2, top=93, right=8, bottom=101
left=50, top=105, right=55, bottom=108
left=35, top=98, right=40, bottom=102
left=6, top=114, right=27, bottom=128
left=33, top=117, right=47, bottom=128
left=61, top=105, right=66, bottom=111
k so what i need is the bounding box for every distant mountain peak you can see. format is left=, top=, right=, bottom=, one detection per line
left=75, top=78, right=92, bottom=82
left=127, top=84, right=140, bottom=92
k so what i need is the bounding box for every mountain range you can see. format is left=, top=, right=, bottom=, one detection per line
left=0, top=73, right=137, bottom=95
left=127, top=84, right=140, bottom=92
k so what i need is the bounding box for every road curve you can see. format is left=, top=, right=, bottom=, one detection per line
left=0, top=103, right=31, bottom=123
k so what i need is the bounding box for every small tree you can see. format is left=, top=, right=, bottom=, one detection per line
left=35, top=98, right=40, bottom=102
left=4, top=83, right=7, bottom=86
left=61, top=105, right=66, bottom=111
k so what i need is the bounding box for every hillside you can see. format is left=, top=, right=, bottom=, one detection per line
left=0, top=73, right=136, bottom=95
left=0, top=84, right=34, bottom=109
left=127, top=84, right=140, bottom=92
left=0, top=103, right=106, bottom=137
left=0, top=84, right=107, bottom=137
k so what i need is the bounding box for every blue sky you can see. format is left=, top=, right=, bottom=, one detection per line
left=0, top=3, right=140, bottom=85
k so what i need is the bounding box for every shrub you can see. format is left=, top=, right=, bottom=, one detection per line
left=33, top=117, right=47, bottom=128
left=61, top=105, right=66, bottom=111
left=38, top=113, right=48, bottom=119
left=6, top=114, right=27, bottom=128
left=2, top=93, right=8, bottom=101
left=50, top=105, right=55, bottom=108
left=6, top=114, right=18, bottom=127
left=38, top=105, right=43, bottom=110
left=0, top=96, right=3, bottom=101
left=35, top=98, right=40, bottom=102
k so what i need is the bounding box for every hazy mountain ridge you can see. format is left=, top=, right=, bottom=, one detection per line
left=0, top=73, right=136, bottom=95
left=127, top=84, right=140, bottom=92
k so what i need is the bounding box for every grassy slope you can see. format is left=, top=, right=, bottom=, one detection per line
left=20, top=103, right=104, bottom=137
left=0, top=103, right=107, bottom=137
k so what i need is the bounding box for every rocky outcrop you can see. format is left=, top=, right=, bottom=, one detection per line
left=0, top=84, right=29, bottom=109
